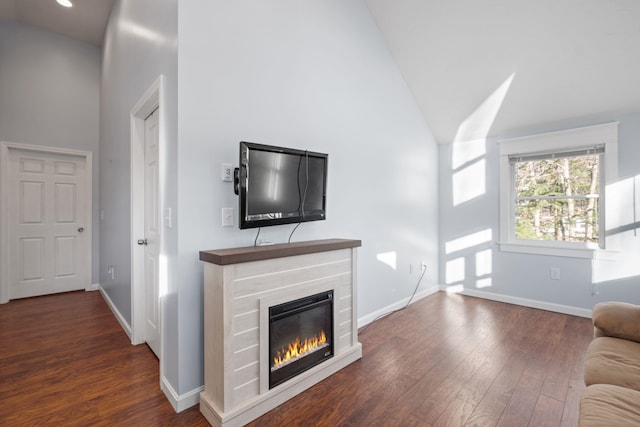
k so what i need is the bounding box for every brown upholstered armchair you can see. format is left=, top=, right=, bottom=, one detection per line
left=579, top=302, right=640, bottom=426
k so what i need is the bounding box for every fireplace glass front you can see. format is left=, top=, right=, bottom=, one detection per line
left=269, top=290, right=334, bottom=389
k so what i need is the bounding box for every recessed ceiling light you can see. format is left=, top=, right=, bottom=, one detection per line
left=57, top=0, right=73, bottom=7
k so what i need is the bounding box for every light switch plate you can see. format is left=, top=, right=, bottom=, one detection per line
left=222, top=207, right=233, bottom=227
left=222, top=164, right=233, bottom=182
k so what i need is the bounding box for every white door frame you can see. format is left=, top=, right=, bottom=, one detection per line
left=0, top=141, right=93, bottom=304
left=130, top=75, right=165, bottom=360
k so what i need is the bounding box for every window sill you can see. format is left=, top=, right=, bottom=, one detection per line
left=499, top=241, right=618, bottom=260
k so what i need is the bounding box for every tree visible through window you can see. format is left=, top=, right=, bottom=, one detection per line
left=513, top=152, right=600, bottom=243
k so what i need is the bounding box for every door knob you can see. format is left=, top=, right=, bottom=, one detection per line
left=78, top=227, right=84, bottom=232
left=137, top=239, right=148, bottom=246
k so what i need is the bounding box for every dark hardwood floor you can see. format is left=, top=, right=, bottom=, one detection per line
left=0, top=290, right=207, bottom=426
left=0, top=290, right=593, bottom=426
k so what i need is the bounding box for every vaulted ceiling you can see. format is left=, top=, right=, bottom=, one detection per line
left=2, top=1, right=639, bottom=144
left=366, top=0, right=640, bottom=144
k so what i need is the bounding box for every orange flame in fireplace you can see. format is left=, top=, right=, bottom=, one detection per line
left=273, top=330, right=327, bottom=369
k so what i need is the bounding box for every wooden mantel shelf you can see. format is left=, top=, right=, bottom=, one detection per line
left=199, top=238, right=362, bottom=266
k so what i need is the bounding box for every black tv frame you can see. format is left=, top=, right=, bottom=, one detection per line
left=234, top=141, right=328, bottom=230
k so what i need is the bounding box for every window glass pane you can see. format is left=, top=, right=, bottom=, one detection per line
left=515, top=155, right=599, bottom=197
left=515, top=198, right=599, bottom=242
left=514, top=154, right=600, bottom=243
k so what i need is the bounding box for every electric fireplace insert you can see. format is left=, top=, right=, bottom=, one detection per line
left=269, top=290, right=334, bottom=389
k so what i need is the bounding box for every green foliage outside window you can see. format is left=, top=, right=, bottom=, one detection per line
left=514, top=155, right=599, bottom=243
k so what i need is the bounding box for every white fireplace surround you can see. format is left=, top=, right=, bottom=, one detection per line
left=199, top=239, right=362, bottom=427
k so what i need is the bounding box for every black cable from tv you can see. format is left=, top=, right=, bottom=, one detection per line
left=288, top=223, right=301, bottom=243
left=289, top=150, right=309, bottom=244
left=254, top=227, right=261, bottom=247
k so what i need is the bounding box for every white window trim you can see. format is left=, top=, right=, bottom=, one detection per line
left=499, top=122, right=619, bottom=259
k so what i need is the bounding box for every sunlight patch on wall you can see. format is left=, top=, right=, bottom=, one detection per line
left=476, top=278, right=492, bottom=289
left=453, top=158, right=486, bottom=206
left=452, top=138, right=486, bottom=169
left=445, top=231, right=493, bottom=290
left=446, top=284, right=465, bottom=293
left=475, top=249, right=492, bottom=277
left=376, top=251, right=397, bottom=271
left=604, top=175, right=639, bottom=236
left=592, top=175, right=640, bottom=284
left=450, top=73, right=514, bottom=206
left=475, top=249, right=493, bottom=288
left=446, top=257, right=465, bottom=284
left=446, top=229, right=493, bottom=255
left=444, top=74, right=514, bottom=292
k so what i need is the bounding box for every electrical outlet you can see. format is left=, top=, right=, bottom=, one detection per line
left=550, top=267, right=560, bottom=280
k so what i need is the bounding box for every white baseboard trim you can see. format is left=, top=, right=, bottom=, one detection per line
left=357, top=285, right=440, bottom=328
left=98, top=284, right=133, bottom=340
left=98, top=285, right=201, bottom=414
left=439, top=285, right=593, bottom=318
left=87, top=283, right=100, bottom=291
left=161, top=375, right=203, bottom=413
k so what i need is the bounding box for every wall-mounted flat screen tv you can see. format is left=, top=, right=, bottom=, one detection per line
left=235, top=141, right=328, bottom=229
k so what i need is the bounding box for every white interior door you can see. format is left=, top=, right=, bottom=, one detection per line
left=7, top=148, right=90, bottom=299
left=143, top=108, right=161, bottom=358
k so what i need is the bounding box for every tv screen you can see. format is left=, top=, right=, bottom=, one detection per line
left=236, top=142, right=328, bottom=229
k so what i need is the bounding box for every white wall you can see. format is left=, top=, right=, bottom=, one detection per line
left=438, top=115, right=640, bottom=310
left=176, top=0, right=440, bottom=395
left=99, top=0, right=179, bottom=389
left=101, top=0, right=439, bottom=404
left=0, top=22, right=101, bottom=283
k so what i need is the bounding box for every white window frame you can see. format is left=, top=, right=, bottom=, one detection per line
left=499, top=122, right=618, bottom=259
